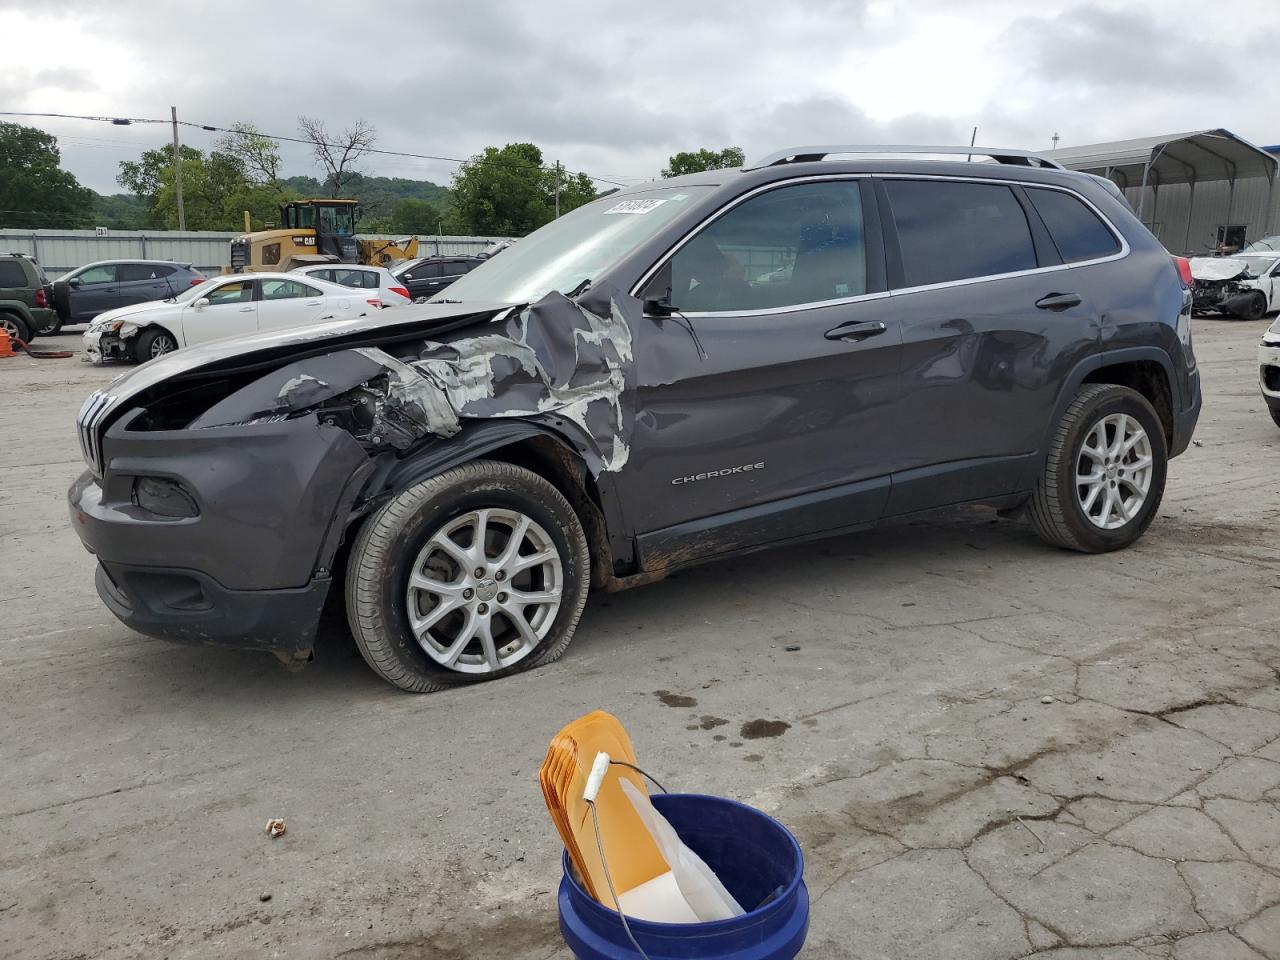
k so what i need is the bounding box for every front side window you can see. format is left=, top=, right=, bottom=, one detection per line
left=669, top=180, right=867, bottom=312
left=885, top=180, right=1036, bottom=287
left=1025, top=187, right=1120, bottom=263
left=204, top=280, right=254, bottom=304
left=261, top=279, right=319, bottom=300
left=76, top=265, right=118, bottom=285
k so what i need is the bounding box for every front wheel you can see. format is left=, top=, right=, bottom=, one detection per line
left=1029, top=384, right=1168, bottom=553
left=345, top=460, right=591, bottom=692
left=1237, top=292, right=1267, bottom=321
left=133, top=328, right=177, bottom=362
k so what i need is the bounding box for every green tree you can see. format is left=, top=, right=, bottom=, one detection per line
left=216, top=122, right=282, bottom=185
left=0, top=122, right=95, bottom=228
left=118, top=144, right=204, bottom=228
left=389, top=197, right=443, bottom=234
left=661, top=146, right=745, bottom=178
left=119, top=144, right=290, bottom=231
left=445, top=143, right=597, bottom=236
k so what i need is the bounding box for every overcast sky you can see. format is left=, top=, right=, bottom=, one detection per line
left=3, top=0, right=1277, bottom=194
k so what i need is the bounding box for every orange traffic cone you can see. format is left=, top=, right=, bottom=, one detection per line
left=0, top=330, right=16, bottom=358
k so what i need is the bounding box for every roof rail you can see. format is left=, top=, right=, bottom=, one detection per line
left=743, top=144, right=1066, bottom=171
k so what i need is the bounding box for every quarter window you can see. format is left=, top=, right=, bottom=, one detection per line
left=1025, top=188, right=1120, bottom=263
left=885, top=180, right=1036, bottom=287
left=669, top=180, right=867, bottom=312
left=0, top=261, right=27, bottom=287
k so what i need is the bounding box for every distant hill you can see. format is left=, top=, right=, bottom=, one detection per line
left=91, top=193, right=150, bottom=230
left=280, top=174, right=451, bottom=222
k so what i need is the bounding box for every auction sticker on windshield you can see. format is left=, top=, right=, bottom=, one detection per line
left=603, top=198, right=668, bottom=215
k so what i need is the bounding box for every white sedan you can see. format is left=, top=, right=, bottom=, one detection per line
left=290, top=264, right=412, bottom=307
left=82, top=272, right=377, bottom=363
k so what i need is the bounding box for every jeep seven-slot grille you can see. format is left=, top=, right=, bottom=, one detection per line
left=76, top=391, right=114, bottom=475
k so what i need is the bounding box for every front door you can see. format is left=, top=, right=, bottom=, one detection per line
left=179, top=278, right=258, bottom=346
left=70, top=264, right=120, bottom=321
left=620, top=178, right=904, bottom=562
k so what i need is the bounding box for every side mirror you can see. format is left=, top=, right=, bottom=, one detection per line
left=193, top=297, right=210, bottom=310
left=643, top=292, right=673, bottom=317
left=68, top=277, right=81, bottom=288
left=639, top=262, right=674, bottom=317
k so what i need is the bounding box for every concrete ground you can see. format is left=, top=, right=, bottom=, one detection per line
left=2, top=319, right=1279, bottom=960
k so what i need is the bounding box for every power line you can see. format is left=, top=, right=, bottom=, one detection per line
left=0, top=111, right=638, bottom=187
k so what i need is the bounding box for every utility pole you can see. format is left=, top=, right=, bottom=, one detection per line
left=1051, top=131, right=1061, bottom=150
left=554, top=161, right=561, bottom=218
left=170, top=106, right=186, bottom=231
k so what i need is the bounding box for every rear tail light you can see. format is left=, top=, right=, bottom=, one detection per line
left=34, top=287, right=47, bottom=308
left=190, top=277, right=205, bottom=286
left=366, top=298, right=384, bottom=309
left=389, top=286, right=410, bottom=300
left=1173, top=256, right=1193, bottom=287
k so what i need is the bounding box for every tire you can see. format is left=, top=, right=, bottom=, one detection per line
left=1269, top=405, right=1280, bottom=430
left=345, top=460, right=591, bottom=692
left=0, top=312, right=31, bottom=343
left=1237, top=292, right=1267, bottom=321
left=35, top=314, right=61, bottom=336
left=1029, top=384, right=1168, bottom=553
left=133, top=328, right=178, bottom=362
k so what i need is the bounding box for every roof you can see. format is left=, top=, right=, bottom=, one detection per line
left=1045, top=129, right=1278, bottom=187
left=285, top=199, right=359, bottom=206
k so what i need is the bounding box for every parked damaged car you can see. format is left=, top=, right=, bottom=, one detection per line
left=70, top=146, right=1201, bottom=692
left=1258, top=318, right=1280, bottom=428
left=1189, top=254, right=1280, bottom=320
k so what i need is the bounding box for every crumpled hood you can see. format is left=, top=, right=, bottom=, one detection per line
left=88, top=299, right=175, bottom=330
left=1189, top=257, right=1248, bottom=282
left=92, top=299, right=514, bottom=414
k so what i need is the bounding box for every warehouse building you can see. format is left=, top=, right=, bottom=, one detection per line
left=1046, top=129, right=1278, bottom=256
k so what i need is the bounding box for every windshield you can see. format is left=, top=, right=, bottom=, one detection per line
left=1244, top=237, right=1280, bottom=253
left=433, top=186, right=711, bottom=304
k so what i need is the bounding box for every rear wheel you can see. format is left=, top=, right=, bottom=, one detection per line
left=1029, top=384, right=1167, bottom=553
left=1269, top=405, right=1280, bottom=430
left=35, top=314, right=61, bottom=336
left=0, top=313, right=31, bottom=343
left=1238, top=292, right=1267, bottom=321
left=133, top=328, right=177, bottom=362
left=345, top=460, right=591, bottom=692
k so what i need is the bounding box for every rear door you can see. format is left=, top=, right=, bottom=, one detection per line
left=622, top=177, right=904, bottom=555
left=178, top=277, right=258, bottom=346
left=256, top=277, right=336, bottom=331
left=117, top=263, right=174, bottom=307
left=70, top=264, right=120, bottom=321
left=877, top=176, right=1108, bottom=515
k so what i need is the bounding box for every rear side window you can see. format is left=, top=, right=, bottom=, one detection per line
left=0, top=260, right=27, bottom=287
left=1026, top=187, right=1121, bottom=263
left=308, top=269, right=335, bottom=283
left=408, top=262, right=442, bottom=279
left=120, top=264, right=174, bottom=282
left=669, top=180, right=867, bottom=312
left=885, top=180, right=1036, bottom=287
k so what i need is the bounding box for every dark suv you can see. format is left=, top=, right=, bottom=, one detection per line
left=0, top=253, right=56, bottom=340
left=53, top=260, right=205, bottom=328
left=391, top=255, right=486, bottom=300
left=69, top=146, right=1200, bottom=692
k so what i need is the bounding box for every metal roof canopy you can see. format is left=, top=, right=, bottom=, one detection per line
left=1046, top=129, right=1279, bottom=249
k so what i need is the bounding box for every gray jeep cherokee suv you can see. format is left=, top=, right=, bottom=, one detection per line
left=70, top=145, right=1200, bottom=692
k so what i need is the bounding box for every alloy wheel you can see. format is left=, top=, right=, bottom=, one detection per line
left=149, top=334, right=176, bottom=358
left=405, top=508, right=563, bottom=673
left=1076, top=413, right=1153, bottom=530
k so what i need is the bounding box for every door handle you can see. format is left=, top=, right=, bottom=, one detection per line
left=305, top=300, right=321, bottom=305
left=1035, top=293, right=1082, bottom=311
left=825, top=320, right=888, bottom=341
left=238, top=306, right=254, bottom=312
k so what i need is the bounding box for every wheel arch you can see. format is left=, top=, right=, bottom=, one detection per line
left=351, top=420, right=631, bottom=589
left=131, top=323, right=181, bottom=354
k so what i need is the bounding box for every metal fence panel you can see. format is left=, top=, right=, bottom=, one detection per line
left=0, top=229, right=512, bottom=278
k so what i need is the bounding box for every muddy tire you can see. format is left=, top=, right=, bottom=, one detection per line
left=35, top=314, right=61, bottom=336
left=1237, top=292, right=1267, bottom=321
left=345, top=460, right=591, bottom=693
left=1029, top=384, right=1167, bottom=553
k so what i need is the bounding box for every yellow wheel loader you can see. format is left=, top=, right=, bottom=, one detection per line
left=229, top=199, right=419, bottom=273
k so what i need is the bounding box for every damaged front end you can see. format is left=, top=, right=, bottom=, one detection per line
left=1189, top=258, right=1263, bottom=317
left=68, top=293, right=635, bottom=658
left=83, top=318, right=143, bottom=364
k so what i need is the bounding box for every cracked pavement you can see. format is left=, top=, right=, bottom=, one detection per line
left=2, top=317, right=1278, bottom=959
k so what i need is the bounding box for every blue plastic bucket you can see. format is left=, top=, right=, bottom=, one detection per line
left=558, top=793, right=809, bottom=960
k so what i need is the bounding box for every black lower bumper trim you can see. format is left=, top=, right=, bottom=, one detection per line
left=96, top=562, right=330, bottom=656
left=1170, top=370, right=1202, bottom=458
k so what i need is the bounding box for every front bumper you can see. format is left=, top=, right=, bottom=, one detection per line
left=82, top=326, right=130, bottom=364
left=68, top=412, right=372, bottom=655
